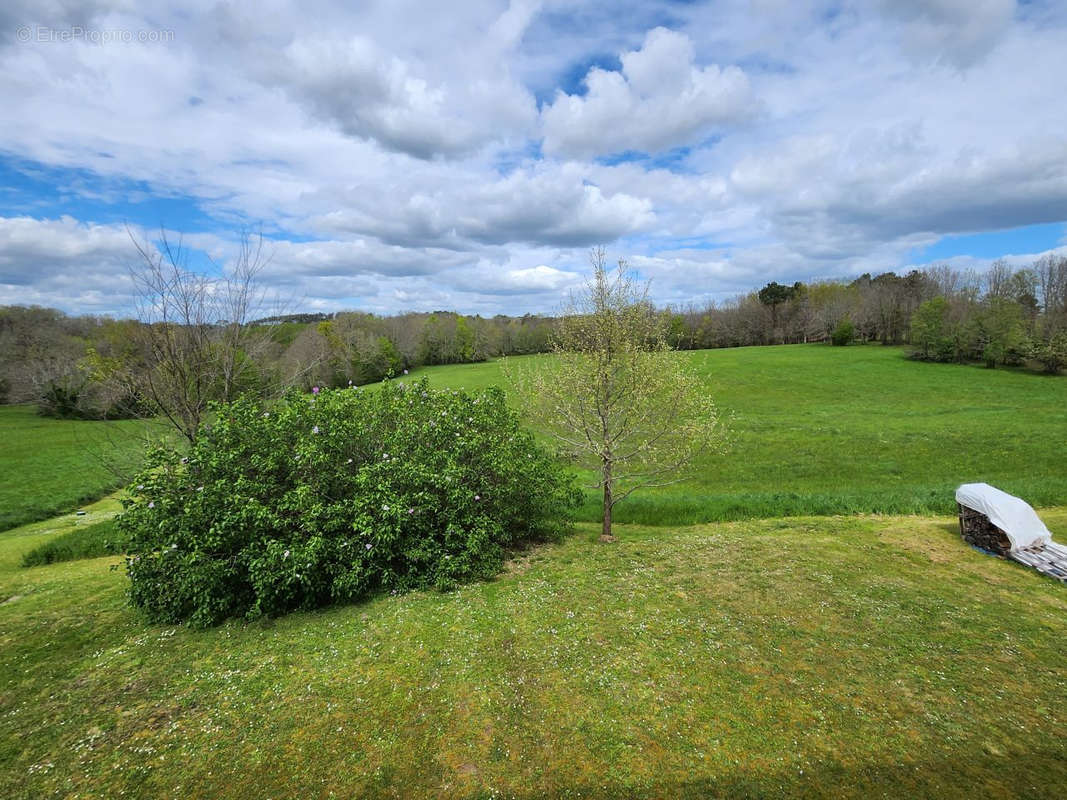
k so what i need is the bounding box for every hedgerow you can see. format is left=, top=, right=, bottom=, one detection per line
left=119, top=378, right=579, bottom=626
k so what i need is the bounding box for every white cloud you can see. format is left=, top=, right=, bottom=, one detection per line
left=275, top=33, right=537, bottom=159
left=541, top=27, right=755, bottom=158
left=0, top=1, right=1065, bottom=315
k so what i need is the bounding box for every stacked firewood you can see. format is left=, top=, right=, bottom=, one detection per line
left=957, top=503, right=1012, bottom=556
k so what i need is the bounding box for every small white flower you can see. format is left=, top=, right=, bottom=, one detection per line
left=312, top=425, right=320, bottom=434
left=365, top=543, right=373, bottom=550
left=475, top=495, right=481, bottom=501
left=283, top=549, right=290, bottom=559
left=196, top=486, right=204, bottom=492
left=148, top=501, right=155, bottom=508
left=137, top=484, right=144, bottom=490
left=382, top=504, right=389, bottom=511
left=346, top=458, right=353, bottom=464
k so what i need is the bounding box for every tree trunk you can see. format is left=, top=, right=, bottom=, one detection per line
left=600, top=461, right=615, bottom=542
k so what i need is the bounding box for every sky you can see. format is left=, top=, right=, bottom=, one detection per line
left=1, top=0, right=1066, bottom=317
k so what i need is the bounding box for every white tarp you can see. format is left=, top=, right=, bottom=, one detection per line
left=955, top=483, right=1052, bottom=551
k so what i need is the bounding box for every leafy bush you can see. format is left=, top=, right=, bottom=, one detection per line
left=37, top=380, right=89, bottom=419
left=1031, top=330, right=1067, bottom=374
left=22, top=518, right=129, bottom=567
left=119, top=379, right=579, bottom=626
left=830, top=319, right=855, bottom=346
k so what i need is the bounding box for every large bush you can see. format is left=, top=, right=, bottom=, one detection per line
left=119, top=378, right=579, bottom=626
left=830, top=318, right=855, bottom=346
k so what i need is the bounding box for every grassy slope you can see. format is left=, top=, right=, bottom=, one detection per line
left=408, top=345, right=1067, bottom=524
left=0, top=405, right=153, bottom=531
left=1, top=505, right=1065, bottom=798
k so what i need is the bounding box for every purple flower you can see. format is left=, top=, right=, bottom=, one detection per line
left=474, top=494, right=481, bottom=501
left=148, top=501, right=155, bottom=509
left=312, top=425, right=320, bottom=434
left=408, top=508, right=415, bottom=515
left=312, top=386, right=320, bottom=394
left=365, top=543, right=373, bottom=550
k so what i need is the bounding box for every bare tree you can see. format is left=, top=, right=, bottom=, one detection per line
left=127, top=226, right=276, bottom=443
left=509, top=248, right=726, bottom=542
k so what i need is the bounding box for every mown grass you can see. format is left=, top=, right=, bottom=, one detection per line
left=0, top=405, right=154, bottom=531
left=1, top=504, right=1065, bottom=798
left=20, top=517, right=127, bottom=568
left=408, top=344, right=1067, bottom=525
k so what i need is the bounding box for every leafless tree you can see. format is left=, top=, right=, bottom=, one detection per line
left=127, top=226, right=277, bottom=443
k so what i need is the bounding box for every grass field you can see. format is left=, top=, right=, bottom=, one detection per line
left=408, top=344, right=1067, bottom=525
left=1, top=344, right=1063, bottom=531
left=2, top=501, right=1065, bottom=798
left=0, top=405, right=156, bottom=532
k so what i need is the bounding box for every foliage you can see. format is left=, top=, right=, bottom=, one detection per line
left=510, top=250, right=725, bottom=541
left=830, top=318, right=855, bottom=346
left=974, top=297, right=1029, bottom=367
left=1030, top=329, right=1067, bottom=374
left=21, top=517, right=128, bottom=567
left=118, top=379, right=578, bottom=626
left=36, top=378, right=89, bottom=419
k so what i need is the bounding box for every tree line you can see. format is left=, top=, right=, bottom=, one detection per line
left=662, top=255, right=1067, bottom=371
left=2, top=253, right=1064, bottom=425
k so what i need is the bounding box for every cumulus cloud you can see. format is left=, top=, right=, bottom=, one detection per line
left=0, top=1, right=1065, bottom=315
left=276, top=34, right=537, bottom=159
left=310, top=164, right=655, bottom=248
left=541, top=27, right=755, bottom=158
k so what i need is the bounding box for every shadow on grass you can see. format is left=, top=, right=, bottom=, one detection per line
left=431, top=746, right=1066, bottom=799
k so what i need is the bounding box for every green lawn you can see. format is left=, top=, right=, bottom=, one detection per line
left=408, top=344, right=1067, bottom=525
left=0, top=405, right=157, bottom=531
left=2, top=502, right=1065, bottom=798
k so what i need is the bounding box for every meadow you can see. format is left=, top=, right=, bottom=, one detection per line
left=0, top=405, right=155, bottom=531
left=410, top=344, right=1067, bottom=524
left=1, top=342, right=1065, bottom=798
left=2, top=500, right=1065, bottom=798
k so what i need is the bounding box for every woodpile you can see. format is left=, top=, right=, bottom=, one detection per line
left=957, top=503, right=1012, bottom=556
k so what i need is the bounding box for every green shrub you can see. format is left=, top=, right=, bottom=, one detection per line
left=119, top=378, right=579, bottom=627
left=1031, top=331, right=1067, bottom=374
left=830, top=319, right=855, bottom=346
left=21, top=518, right=129, bottom=567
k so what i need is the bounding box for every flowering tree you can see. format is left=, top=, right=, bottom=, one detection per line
left=511, top=249, right=726, bottom=542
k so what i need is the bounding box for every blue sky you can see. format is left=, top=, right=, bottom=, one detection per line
left=1, top=0, right=1066, bottom=316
